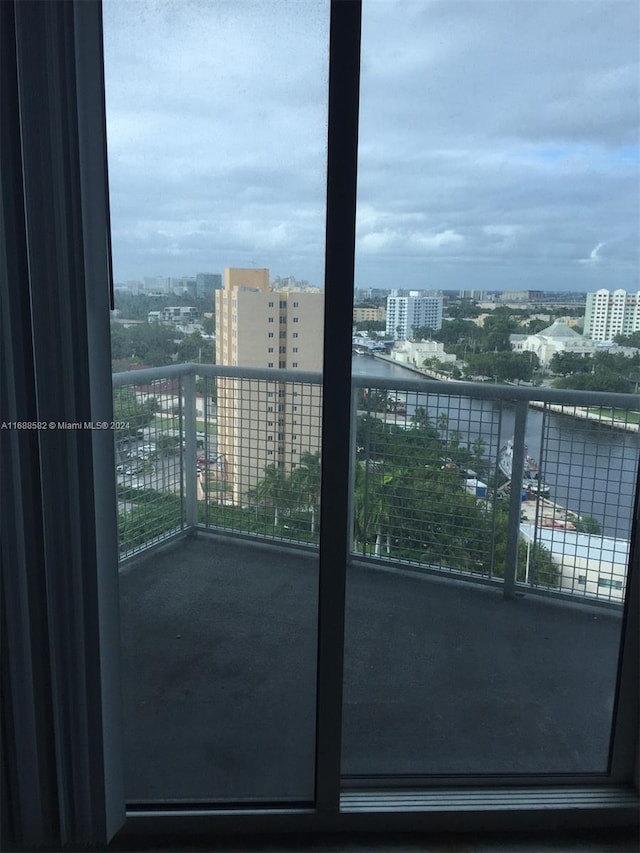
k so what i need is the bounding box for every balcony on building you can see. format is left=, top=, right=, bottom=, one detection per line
left=113, top=363, right=639, bottom=803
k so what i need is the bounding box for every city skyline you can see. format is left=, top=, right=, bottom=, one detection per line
left=103, top=0, right=638, bottom=292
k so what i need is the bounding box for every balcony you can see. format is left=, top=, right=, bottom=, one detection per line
left=113, top=364, right=638, bottom=802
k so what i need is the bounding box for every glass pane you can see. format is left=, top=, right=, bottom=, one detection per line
left=103, top=0, right=328, bottom=802
left=344, top=0, right=639, bottom=777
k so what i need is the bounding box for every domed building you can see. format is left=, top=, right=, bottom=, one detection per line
left=510, top=319, right=595, bottom=368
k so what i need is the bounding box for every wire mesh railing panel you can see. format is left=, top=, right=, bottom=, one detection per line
left=112, top=365, right=637, bottom=606
left=519, top=403, right=639, bottom=603
left=114, top=378, right=185, bottom=557
left=352, top=386, right=505, bottom=580
left=198, top=375, right=323, bottom=545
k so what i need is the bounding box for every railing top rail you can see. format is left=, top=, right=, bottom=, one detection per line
left=112, top=363, right=322, bottom=387
left=112, top=362, right=640, bottom=410
left=112, top=363, right=197, bottom=387
left=351, top=375, right=640, bottom=410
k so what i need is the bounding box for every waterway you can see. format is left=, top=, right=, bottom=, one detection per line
left=353, top=356, right=639, bottom=539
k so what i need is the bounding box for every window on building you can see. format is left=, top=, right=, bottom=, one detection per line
left=598, top=578, right=623, bottom=590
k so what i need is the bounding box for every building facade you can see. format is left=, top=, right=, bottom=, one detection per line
left=353, top=306, right=386, bottom=323
left=196, top=272, right=222, bottom=299
left=385, top=292, right=443, bottom=340
left=510, top=319, right=595, bottom=367
left=389, top=340, right=456, bottom=369
left=584, top=289, right=640, bottom=341
left=215, top=268, right=324, bottom=503
left=161, top=306, right=199, bottom=323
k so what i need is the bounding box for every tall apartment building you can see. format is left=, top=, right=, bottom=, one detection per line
left=215, top=268, right=324, bottom=503
left=143, top=275, right=170, bottom=293
left=169, top=275, right=197, bottom=296
left=385, top=292, right=443, bottom=340
left=458, top=289, right=486, bottom=301
left=196, top=272, right=222, bottom=299
left=584, top=289, right=640, bottom=341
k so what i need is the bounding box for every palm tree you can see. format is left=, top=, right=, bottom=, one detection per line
left=411, top=406, right=430, bottom=430
left=437, top=412, right=449, bottom=438
left=250, top=464, right=290, bottom=529
left=291, top=451, right=321, bottom=535
left=353, top=463, right=394, bottom=557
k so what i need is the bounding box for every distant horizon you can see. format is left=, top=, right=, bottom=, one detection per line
left=113, top=279, right=598, bottom=298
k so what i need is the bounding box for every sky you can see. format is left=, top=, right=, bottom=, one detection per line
left=103, top=0, right=639, bottom=293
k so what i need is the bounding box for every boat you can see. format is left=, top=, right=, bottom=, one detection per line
left=499, top=439, right=551, bottom=497
left=539, top=517, right=577, bottom=531
left=386, top=395, right=407, bottom=415
left=523, top=479, right=551, bottom=497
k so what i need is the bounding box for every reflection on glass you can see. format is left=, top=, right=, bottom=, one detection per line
left=345, top=0, right=639, bottom=777
left=103, top=0, right=329, bottom=801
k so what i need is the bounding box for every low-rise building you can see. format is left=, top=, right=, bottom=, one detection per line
left=520, top=524, right=628, bottom=603
left=353, top=306, right=386, bottom=323
left=161, top=306, right=199, bottom=323
left=389, top=340, right=456, bottom=368
left=509, top=319, right=595, bottom=368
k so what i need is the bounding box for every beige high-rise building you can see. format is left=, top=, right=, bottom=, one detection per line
left=215, top=268, right=324, bottom=503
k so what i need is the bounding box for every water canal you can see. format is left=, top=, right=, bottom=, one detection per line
left=353, top=355, right=639, bottom=539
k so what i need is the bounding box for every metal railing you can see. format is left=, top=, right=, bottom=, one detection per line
left=113, top=364, right=639, bottom=605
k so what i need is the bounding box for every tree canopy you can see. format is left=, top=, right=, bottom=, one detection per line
left=465, top=351, right=539, bottom=383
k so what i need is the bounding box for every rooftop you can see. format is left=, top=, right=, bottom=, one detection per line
left=537, top=320, right=584, bottom=340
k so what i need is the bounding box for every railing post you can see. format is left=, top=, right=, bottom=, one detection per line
left=503, top=400, right=528, bottom=599
left=183, top=370, right=197, bottom=529
left=347, top=385, right=359, bottom=555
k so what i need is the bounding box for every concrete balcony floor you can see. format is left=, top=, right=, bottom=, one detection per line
left=119, top=534, right=623, bottom=803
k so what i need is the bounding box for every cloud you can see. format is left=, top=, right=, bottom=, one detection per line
left=103, top=0, right=639, bottom=292
left=578, top=241, right=607, bottom=265
left=414, top=229, right=464, bottom=250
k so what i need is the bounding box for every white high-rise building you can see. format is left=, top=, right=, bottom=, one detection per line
left=215, top=268, right=324, bottom=503
left=584, top=289, right=640, bottom=342
left=385, top=292, right=443, bottom=340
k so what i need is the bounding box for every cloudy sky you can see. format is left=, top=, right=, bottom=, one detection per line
left=103, top=0, right=639, bottom=292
